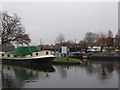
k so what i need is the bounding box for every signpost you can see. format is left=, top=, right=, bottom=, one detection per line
left=61, top=46, right=69, bottom=61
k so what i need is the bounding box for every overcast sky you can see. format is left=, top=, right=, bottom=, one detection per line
left=1, top=2, right=118, bottom=45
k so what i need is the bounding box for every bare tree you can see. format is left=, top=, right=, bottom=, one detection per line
left=95, top=32, right=108, bottom=51
left=96, top=32, right=107, bottom=46
left=79, top=40, right=88, bottom=48
left=0, top=11, right=31, bottom=46
left=106, top=30, right=114, bottom=47
left=67, top=40, right=75, bottom=44
left=115, top=33, right=120, bottom=50
left=55, top=33, right=65, bottom=44
left=108, top=30, right=113, bottom=38
left=2, top=42, right=15, bottom=52
left=84, top=32, right=99, bottom=46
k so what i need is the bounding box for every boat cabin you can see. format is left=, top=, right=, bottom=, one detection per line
left=0, top=46, right=51, bottom=58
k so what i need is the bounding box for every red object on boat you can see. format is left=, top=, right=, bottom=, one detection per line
left=78, top=50, right=83, bottom=52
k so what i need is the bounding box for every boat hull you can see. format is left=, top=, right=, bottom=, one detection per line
left=2, top=57, right=55, bottom=65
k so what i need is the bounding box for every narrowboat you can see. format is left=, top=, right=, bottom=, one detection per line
left=0, top=46, right=55, bottom=64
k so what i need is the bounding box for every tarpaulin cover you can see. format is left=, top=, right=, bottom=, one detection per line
left=14, top=46, right=41, bottom=56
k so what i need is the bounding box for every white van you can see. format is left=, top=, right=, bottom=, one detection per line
left=87, top=46, right=101, bottom=52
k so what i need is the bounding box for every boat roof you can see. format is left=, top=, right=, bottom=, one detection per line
left=0, top=52, right=5, bottom=53
left=4, top=46, right=41, bottom=56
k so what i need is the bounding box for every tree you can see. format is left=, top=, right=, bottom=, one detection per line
left=115, top=34, right=120, bottom=50
left=96, top=32, right=106, bottom=46
left=79, top=40, right=88, bottom=48
left=55, top=33, right=65, bottom=44
left=67, top=40, right=75, bottom=44
left=84, top=32, right=99, bottom=46
left=2, top=42, right=15, bottom=52
left=108, top=30, right=113, bottom=38
left=106, top=37, right=114, bottom=47
left=106, top=30, right=114, bottom=52
left=96, top=32, right=107, bottom=51
left=66, top=40, right=75, bottom=47
left=106, top=30, right=114, bottom=46
left=0, top=11, right=31, bottom=46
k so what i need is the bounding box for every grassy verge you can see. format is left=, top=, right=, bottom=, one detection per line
left=53, top=57, right=81, bottom=62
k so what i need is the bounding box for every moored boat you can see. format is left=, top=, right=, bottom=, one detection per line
left=69, top=52, right=89, bottom=59
left=0, top=46, right=55, bottom=64
left=82, top=53, right=89, bottom=59
left=69, top=52, right=83, bottom=59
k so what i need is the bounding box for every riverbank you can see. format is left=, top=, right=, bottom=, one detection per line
left=53, top=57, right=82, bottom=65
left=89, top=53, right=120, bottom=60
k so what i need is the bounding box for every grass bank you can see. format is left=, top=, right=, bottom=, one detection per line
left=53, top=57, right=81, bottom=62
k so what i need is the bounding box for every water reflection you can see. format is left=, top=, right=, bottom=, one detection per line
left=52, top=60, right=118, bottom=88
left=55, top=60, right=119, bottom=81
left=54, top=65, right=68, bottom=80
left=2, top=59, right=119, bottom=88
left=80, top=60, right=119, bottom=80
left=2, top=64, right=55, bottom=88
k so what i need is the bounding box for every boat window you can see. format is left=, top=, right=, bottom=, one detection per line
left=73, top=54, right=76, bottom=56
left=2, top=54, right=4, bottom=57
left=7, top=54, right=10, bottom=57
left=46, top=51, right=49, bottom=55
left=76, top=53, right=79, bottom=55
left=14, top=55, right=16, bottom=57
left=36, top=53, right=38, bottom=55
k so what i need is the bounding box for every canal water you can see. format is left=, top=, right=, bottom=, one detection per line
left=2, top=60, right=119, bottom=88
